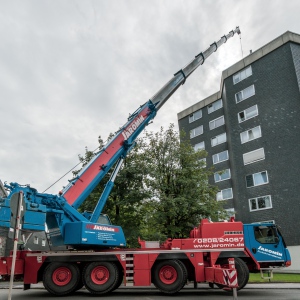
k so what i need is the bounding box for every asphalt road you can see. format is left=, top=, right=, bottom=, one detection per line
left=1, top=284, right=300, bottom=300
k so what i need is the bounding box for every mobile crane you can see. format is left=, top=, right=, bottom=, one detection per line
left=0, top=27, right=291, bottom=296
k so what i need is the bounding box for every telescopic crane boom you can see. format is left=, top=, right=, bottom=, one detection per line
left=0, top=27, right=241, bottom=248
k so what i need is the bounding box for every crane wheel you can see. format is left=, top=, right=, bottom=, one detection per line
left=216, top=257, right=249, bottom=291
left=112, top=267, right=124, bottom=291
left=43, top=262, right=80, bottom=296
left=74, top=279, right=84, bottom=291
left=152, top=259, right=187, bottom=294
left=82, top=261, right=120, bottom=295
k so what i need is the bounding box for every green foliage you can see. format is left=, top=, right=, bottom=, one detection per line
left=102, top=140, right=151, bottom=247
left=140, top=124, right=223, bottom=239
left=74, top=124, right=225, bottom=246
left=249, top=272, right=300, bottom=283
left=75, top=135, right=149, bottom=247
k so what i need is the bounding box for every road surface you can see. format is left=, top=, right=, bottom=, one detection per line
left=1, top=284, right=300, bottom=300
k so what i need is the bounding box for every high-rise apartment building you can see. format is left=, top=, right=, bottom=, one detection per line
left=178, top=31, right=300, bottom=249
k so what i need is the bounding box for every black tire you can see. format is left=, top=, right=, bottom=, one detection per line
left=75, top=279, right=84, bottom=291
left=152, top=260, right=187, bottom=294
left=75, top=264, right=84, bottom=291
left=43, top=262, right=80, bottom=296
left=216, top=257, right=249, bottom=291
left=82, top=262, right=119, bottom=295
left=112, top=268, right=123, bottom=291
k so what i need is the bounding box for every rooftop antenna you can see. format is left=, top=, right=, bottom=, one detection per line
left=239, top=29, right=244, bottom=58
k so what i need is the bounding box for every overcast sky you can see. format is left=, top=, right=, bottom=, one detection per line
left=0, top=0, right=299, bottom=194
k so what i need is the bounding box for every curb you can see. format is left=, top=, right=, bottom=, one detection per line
left=1, top=282, right=300, bottom=290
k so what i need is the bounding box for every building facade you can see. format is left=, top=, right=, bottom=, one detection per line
left=178, top=31, right=300, bottom=249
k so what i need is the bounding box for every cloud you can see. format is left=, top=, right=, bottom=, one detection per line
left=0, top=0, right=299, bottom=194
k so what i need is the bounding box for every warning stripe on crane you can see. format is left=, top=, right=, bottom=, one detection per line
left=223, top=269, right=238, bottom=287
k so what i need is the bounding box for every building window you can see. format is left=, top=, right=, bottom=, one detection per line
left=219, top=208, right=235, bottom=221
left=207, top=99, right=223, bottom=114
left=241, top=126, right=262, bottom=144
left=189, top=109, right=202, bottom=123
left=238, top=105, right=258, bottom=123
left=209, top=115, right=225, bottom=130
left=246, top=171, right=268, bottom=188
left=249, top=195, right=272, bottom=212
left=194, top=141, right=205, bottom=151
left=225, top=208, right=235, bottom=218
left=243, top=148, right=265, bottom=165
left=190, top=125, right=203, bottom=138
left=212, top=150, right=229, bottom=164
left=211, top=132, right=227, bottom=147
left=217, top=188, right=233, bottom=201
left=214, top=169, right=231, bottom=182
left=233, top=66, right=252, bottom=84
left=235, top=85, right=255, bottom=103
left=252, top=220, right=275, bottom=224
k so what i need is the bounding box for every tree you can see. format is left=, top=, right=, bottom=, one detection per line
left=75, top=135, right=150, bottom=247
left=140, top=124, right=224, bottom=239
left=74, top=124, right=224, bottom=245
left=103, top=139, right=151, bottom=247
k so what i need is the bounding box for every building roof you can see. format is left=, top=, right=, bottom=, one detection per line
left=177, top=31, right=300, bottom=121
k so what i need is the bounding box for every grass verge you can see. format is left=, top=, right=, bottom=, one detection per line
left=249, top=273, right=300, bottom=283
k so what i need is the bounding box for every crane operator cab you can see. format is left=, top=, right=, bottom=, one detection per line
left=244, top=223, right=291, bottom=268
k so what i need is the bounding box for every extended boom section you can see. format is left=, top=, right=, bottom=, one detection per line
left=0, top=27, right=240, bottom=249
left=152, top=27, right=241, bottom=111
